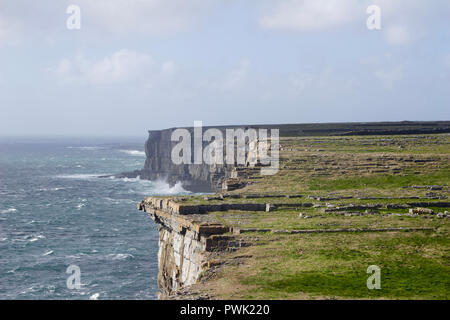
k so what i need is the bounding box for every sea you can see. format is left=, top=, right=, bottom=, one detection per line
left=0, top=137, right=189, bottom=299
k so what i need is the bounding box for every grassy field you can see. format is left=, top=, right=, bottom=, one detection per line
left=198, top=230, right=449, bottom=299
left=173, top=134, right=450, bottom=299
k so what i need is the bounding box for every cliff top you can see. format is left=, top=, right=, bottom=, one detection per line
left=149, top=120, right=450, bottom=137
left=139, top=132, right=450, bottom=299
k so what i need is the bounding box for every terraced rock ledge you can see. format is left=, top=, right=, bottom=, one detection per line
left=138, top=131, right=450, bottom=299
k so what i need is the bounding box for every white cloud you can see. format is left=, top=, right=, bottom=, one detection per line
left=161, top=61, right=177, bottom=77
left=384, top=25, right=411, bottom=46
left=51, top=49, right=152, bottom=85
left=259, top=0, right=357, bottom=31
left=0, top=15, right=21, bottom=47
left=77, top=0, right=217, bottom=35
left=219, top=59, right=250, bottom=90
left=289, top=68, right=359, bottom=97
left=89, top=50, right=151, bottom=84
left=259, top=0, right=449, bottom=46
left=54, top=58, right=73, bottom=78
left=363, top=54, right=405, bottom=89
left=375, top=65, right=404, bottom=90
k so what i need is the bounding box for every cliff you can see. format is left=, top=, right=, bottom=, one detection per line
left=139, top=128, right=232, bottom=192
left=137, top=197, right=244, bottom=297
left=136, top=128, right=450, bottom=299
left=121, top=121, right=450, bottom=192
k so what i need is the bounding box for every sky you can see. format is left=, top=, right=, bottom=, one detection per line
left=1, top=0, right=449, bottom=136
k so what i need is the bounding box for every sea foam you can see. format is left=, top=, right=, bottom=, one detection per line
left=119, top=150, right=145, bottom=156
left=1, top=208, right=17, bottom=214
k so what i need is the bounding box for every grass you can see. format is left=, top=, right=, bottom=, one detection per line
left=154, top=134, right=450, bottom=299
left=307, top=170, right=450, bottom=191
left=209, top=231, right=450, bottom=299
left=209, top=208, right=447, bottom=231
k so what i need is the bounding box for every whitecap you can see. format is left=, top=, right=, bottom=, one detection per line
left=29, top=235, right=45, bottom=242
left=36, top=187, right=65, bottom=192
left=122, top=177, right=138, bottom=182
left=1, top=208, right=17, bottom=214
left=66, top=146, right=105, bottom=150
left=55, top=173, right=108, bottom=180
left=89, top=293, right=100, bottom=300
left=142, top=180, right=190, bottom=195
left=110, top=253, right=134, bottom=260
left=76, top=203, right=85, bottom=210
left=119, top=150, right=146, bottom=156
left=66, top=252, right=86, bottom=259
left=43, top=250, right=54, bottom=256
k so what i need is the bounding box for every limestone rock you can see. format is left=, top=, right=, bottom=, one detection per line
left=409, top=207, right=434, bottom=215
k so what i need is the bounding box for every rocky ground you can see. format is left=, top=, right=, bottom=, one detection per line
left=146, top=134, right=450, bottom=299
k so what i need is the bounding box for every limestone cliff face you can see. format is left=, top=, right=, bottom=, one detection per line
left=157, top=226, right=205, bottom=294
left=140, top=128, right=233, bottom=192
left=123, top=122, right=450, bottom=192
left=138, top=198, right=235, bottom=297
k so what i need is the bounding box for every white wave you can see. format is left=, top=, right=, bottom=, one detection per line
left=36, top=187, right=65, bottom=192
left=119, top=150, right=145, bottom=156
left=56, top=173, right=190, bottom=196
left=43, top=250, right=54, bottom=256
left=119, top=177, right=190, bottom=195
left=0, top=237, right=7, bottom=241
left=55, top=173, right=108, bottom=180
left=29, top=235, right=45, bottom=242
left=148, top=180, right=190, bottom=195
left=65, top=252, right=86, bottom=259
left=120, top=176, right=142, bottom=182
left=66, top=146, right=105, bottom=150
left=89, top=293, right=100, bottom=300
left=110, top=253, right=134, bottom=260
left=76, top=203, right=86, bottom=210
left=1, top=208, right=17, bottom=214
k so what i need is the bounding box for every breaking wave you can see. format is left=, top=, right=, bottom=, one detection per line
left=1, top=208, right=17, bottom=214
left=55, top=173, right=107, bottom=180
left=66, top=146, right=106, bottom=150
left=55, top=173, right=189, bottom=195
left=149, top=180, right=189, bottom=195
left=119, top=150, right=145, bottom=156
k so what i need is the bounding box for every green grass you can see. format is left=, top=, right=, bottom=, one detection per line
left=209, top=207, right=447, bottom=231
left=307, top=171, right=450, bottom=191
left=149, top=133, right=450, bottom=300
left=237, top=231, right=450, bottom=299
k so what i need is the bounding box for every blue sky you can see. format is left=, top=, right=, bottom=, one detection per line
left=1, top=0, right=450, bottom=136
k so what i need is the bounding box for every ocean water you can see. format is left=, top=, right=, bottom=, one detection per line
left=0, top=137, right=189, bottom=299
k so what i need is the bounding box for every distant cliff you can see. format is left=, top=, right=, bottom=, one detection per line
left=139, top=128, right=234, bottom=192
left=120, top=121, right=450, bottom=192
